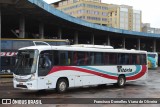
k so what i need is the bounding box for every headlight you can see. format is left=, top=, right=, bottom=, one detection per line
left=29, top=74, right=35, bottom=81
left=13, top=74, right=17, bottom=79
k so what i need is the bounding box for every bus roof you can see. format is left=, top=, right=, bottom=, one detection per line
left=19, top=45, right=147, bottom=54
left=147, top=52, right=158, bottom=54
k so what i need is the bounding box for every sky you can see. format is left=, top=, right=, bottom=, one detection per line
left=44, top=0, right=160, bottom=28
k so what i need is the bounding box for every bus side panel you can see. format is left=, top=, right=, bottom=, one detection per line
left=46, top=65, right=147, bottom=88
left=44, top=71, right=77, bottom=88
left=47, top=70, right=117, bottom=87
left=47, top=66, right=119, bottom=87
left=125, top=65, right=148, bottom=82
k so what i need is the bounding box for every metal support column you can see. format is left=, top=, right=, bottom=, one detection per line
left=58, top=28, right=62, bottom=39
left=74, top=31, right=78, bottom=44
left=19, top=16, right=25, bottom=38
left=123, top=38, right=125, bottom=49
left=153, top=39, right=156, bottom=52
left=39, top=22, right=44, bottom=39
left=91, top=34, right=94, bottom=45
left=137, top=38, right=141, bottom=50
left=107, top=35, right=110, bottom=46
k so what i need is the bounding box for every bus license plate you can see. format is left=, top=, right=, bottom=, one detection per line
left=19, top=83, right=23, bottom=85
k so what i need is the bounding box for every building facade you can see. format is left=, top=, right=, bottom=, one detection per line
left=142, top=23, right=160, bottom=34
left=52, top=0, right=142, bottom=32
left=52, top=0, right=109, bottom=26
left=107, top=5, right=141, bottom=32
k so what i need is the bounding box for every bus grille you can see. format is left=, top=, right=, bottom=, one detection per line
left=17, top=85, right=27, bottom=88
left=16, top=78, right=28, bottom=82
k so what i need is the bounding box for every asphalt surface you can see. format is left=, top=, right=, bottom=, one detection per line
left=1, top=68, right=160, bottom=107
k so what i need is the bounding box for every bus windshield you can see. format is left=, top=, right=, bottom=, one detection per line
left=148, top=54, right=156, bottom=58
left=14, top=50, right=38, bottom=75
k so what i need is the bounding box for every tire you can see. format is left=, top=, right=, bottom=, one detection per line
left=117, top=75, right=126, bottom=87
left=56, top=78, right=68, bottom=93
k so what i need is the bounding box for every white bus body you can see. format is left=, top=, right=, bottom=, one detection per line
left=13, top=45, right=148, bottom=92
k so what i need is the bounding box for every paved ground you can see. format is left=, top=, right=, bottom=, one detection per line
left=0, top=68, right=160, bottom=107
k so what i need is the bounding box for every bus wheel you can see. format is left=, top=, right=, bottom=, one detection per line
left=56, top=78, right=68, bottom=93
left=117, top=75, right=126, bottom=87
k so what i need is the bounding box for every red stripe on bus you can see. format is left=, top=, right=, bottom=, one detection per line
left=48, top=66, right=118, bottom=80
left=126, top=65, right=147, bottom=80
left=48, top=65, right=147, bottom=81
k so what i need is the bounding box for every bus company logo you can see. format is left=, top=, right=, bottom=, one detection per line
left=0, top=52, right=18, bottom=56
left=2, top=99, right=11, bottom=104
left=117, top=66, right=132, bottom=72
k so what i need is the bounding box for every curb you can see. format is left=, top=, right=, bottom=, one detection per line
left=0, top=78, right=13, bottom=84
left=0, top=81, right=12, bottom=84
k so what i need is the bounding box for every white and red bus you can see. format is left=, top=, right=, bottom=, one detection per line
left=13, top=45, right=148, bottom=93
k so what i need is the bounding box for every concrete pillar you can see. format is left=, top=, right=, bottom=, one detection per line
left=137, top=38, right=141, bottom=50
left=58, top=28, right=62, bottom=39
left=0, top=8, right=1, bottom=39
left=19, top=16, right=25, bottom=38
left=74, top=31, right=78, bottom=44
left=107, top=35, right=110, bottom=46
left=153, top=40, right=156, bottom=52
left=123, top=38, right=125, bottom=49
left=39, top=22, right=44, bottom=39
left=91, top=34, right=94, bottom=45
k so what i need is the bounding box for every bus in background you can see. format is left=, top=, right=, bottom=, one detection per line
left=13, top=45, right=148, bottom=93
left=147, top=52, right=158, bottom=69
left=0, top=38, right=69, bottom=76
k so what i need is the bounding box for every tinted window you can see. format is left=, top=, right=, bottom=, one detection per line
left=89, top=52, right=94, bottom=65
left=131, top=54, right=137, bottom=64
left=109, top=53, right=117, bottom=65
left=118, top=53, right=129, bottom=65
left=104, top=53, right=109, bottom=65
left=148, top=54, right=156, bottom=58
left=140, top=54, right=147, bottom=65
left=94, top=52, right=103, bottom=65
left=59, top=51, right=68, bottom=65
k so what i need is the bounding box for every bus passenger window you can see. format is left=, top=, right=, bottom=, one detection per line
left=94, top=52, right=103, bottom=65
left=90, top=53, right=94, bottom=65
left=59, top=51, right=68, bottom=65
left=140, top=54, right=146, bottom=65
left=68, top=51, right=73, bottom=65
left=136, top=55, right=140, bottom=64
left=73, top=52, right=78, bottom=65
left=131, top=54, right=137, bottom=64
left=104, top=53, right=109, bottom=65
left=84, top=52, right=89, bottom=65
left=76, top=52, right=89, bottom=65
left=109, top=53, right=117, bottom=65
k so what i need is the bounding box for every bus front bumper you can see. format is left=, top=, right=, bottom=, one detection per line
left=13, top=79, right=38, bottom=90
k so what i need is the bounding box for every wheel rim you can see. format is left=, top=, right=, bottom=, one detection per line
left=119, top=77, right=124, bottom=86
left=59, top=81, right=66, bottom=92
